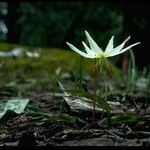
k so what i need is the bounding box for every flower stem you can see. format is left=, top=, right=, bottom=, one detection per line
left=104, top=78, right=110, bottom=127
left=92, top=58, right=98, bottom=123
left=104, top=79, right=107, bottom=101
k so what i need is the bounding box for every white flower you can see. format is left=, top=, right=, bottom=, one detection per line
left=66, top=31, right=140, bottom=59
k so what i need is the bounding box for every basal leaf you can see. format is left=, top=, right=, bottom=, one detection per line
left=26, top=105, right=77, bottom=124
left=0, top=99, right=29, bottom=119
left=65, top=89, right=111, bottom=114
left=98, top=112, right=142, bottom=128
left=25, top=104, right=52, bottom=117
left=46, top=114, right=76, bottom=124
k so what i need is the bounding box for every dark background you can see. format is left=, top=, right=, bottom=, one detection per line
left=0, top=2, right=149, bottom=69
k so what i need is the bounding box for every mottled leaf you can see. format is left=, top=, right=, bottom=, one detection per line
left=26, top=105, right=77, bottom=124
left=0, top=99, right=29, bottom=119
left=65, top=89, right=111, bottom=114
left=98, top=113, right=142, bottom=128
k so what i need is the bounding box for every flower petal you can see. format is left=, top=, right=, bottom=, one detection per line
left=105, top=36, right=114, bottom=53
left=117, top=42, right=141, bottom=55
left=109, top=42, right=141, bottom=57
left=85, top=31, right=103, bottom=53
left=109, top=36, right=131, bottom=55
left=82, top=41, right=95, bottom=56
left=66, top=42, right=95, bottom=58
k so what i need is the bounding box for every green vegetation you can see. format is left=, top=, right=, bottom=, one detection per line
left=0, top=42, right=121, bottom=86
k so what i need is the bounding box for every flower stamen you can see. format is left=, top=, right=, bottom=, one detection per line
left=95, top=53, right=109, bottom=59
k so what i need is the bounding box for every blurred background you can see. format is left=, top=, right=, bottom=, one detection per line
left=0, top=2, right=149, bottom=69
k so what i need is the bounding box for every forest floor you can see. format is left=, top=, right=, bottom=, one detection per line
left=0, top=43, right=149, bottom=146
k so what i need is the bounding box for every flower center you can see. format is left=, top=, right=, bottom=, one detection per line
left=95, top=53, right=109, bottom=59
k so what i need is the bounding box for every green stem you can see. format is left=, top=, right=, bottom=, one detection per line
left=79, top=56, right=83, bottom=89
left=104, top=79, right=107, bottom=101
left=92, top=58, right=97, bottom=123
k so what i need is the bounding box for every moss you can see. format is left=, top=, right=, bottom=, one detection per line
left=0, top=42, right=122, bottom=85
